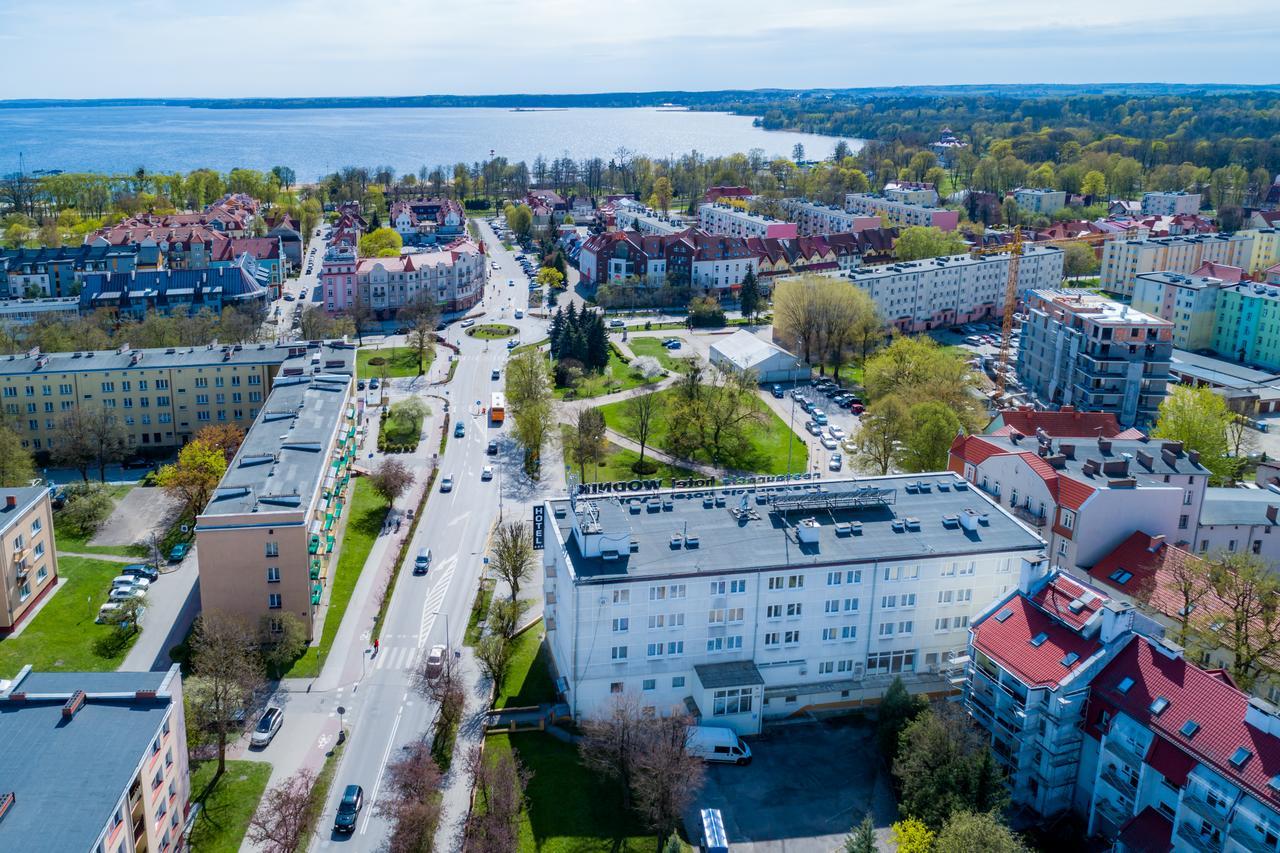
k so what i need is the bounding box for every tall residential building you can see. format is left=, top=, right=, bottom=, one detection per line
left=354, top=237, right=486, bottom=316
left=1241, top=229, right=1280, bottom=277
left=321, top=242, right=358, bottom=313
left=577, top=229, right=759, bottom=294
left=196, top=365, right=357, bottom=639
left=1013, top=188, right=1068, bottom=215
left=0, top=245, right=140, bottom=298
left=0, top=486, right=56, bottom=635
left=1142, top=191, right=1202, bottom=217
left=844, top=245, right=1065, bottom=333
left=0, top=665, right=190, bottom=853
left=844, top=193, right=960, bottom=231
left=1016, top=289, right=1173, bottom=427
left=1212, top=282, right=1280, bottom=371
left=696, top=204, right=797, bottom=240
left=778, top=198, right=882, bottom=237
left=0, top=341, right=351, bottom=454
left=541, top=473, right=1047, bottom=735
left=614, top=204, right=686, bottom=236
left=1131, top=272, right=1226, bottom=351
left=1100, top=233, right=1256, bottom=297
left=883, top=182, right=940, bottom=206
left=78, top=260, right=269, bottom=319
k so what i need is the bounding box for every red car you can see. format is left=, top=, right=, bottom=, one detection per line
left=850, top=403, right=865, bottom=415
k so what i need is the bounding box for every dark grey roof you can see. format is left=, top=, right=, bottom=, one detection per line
left=550, top=473, right=1045, bottom=583
left=1199, top=487, right=1280, bottom=526
left=695, top=660, right=764, bottom=689
left=79, top=264, right=265, bottom=310
left=977, top=434, right=1207, bottom=481
left=0, top=487, right=47, bottom=534
left=0, top=669, right=176, bottom=852
left=0, top=340, right=353, bottom=377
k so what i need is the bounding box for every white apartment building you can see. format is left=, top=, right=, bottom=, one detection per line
left=696, top=204, right=797, bottom=240
left=844, top=193, right=960, bottom=231
left=354, top=238, right=486, bottom=315
left=1194, top=485, right=1280, bottom=565
left=883, top=182, right=940, bottom=206
left=1131, top=272, right=1226, bottom=351
left=778, top=198, right=882, bottom=237
left=1141, top=191, right=1202, bottom=217
left=1014, top=188, right=1069, bottom=215
left=844, top=245, right=1065, bottom=333
left=541, top=473, right=1047, bottom=735
left=615, top=204, right=685, bottom=236
left=1100, top=233, right=1256, bottom=298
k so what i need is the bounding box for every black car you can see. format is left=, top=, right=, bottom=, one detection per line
left=334, top=784, right=363, bottom=834
left=122, top=563, right=159, bottom=582
left=122, top=457, right=152, bottom=470
left=486, top=439, right=498, bottom=456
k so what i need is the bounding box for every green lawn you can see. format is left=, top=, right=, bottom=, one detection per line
left=53, top=484, right=147, bottom=557
left=599, top=388, right=805, bottom=474
left=465, top=578, right=495, bottom=647
left=494, top=623, right=557, bottom=710
left=627, top=337, right=696, bottom=374
left=467, top=323, right=518, bottom=339
left=511, top=338, right=549, bottom=356
left=381, top=400, right=426, bottom=446
left=0, top=556, right=146, bottom=679
left=187, top=760, right=272, bottom=853
left=358, top=346, right=431, bottom=379
left=559, top=426, right=695, bottom=482
left=284, top=477, right=389, bottom=678
left=487, top=734, right=656, bottom=853
left=554, top=351, right=661, bottom=400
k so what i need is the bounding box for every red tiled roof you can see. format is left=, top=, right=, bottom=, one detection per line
left=1030, top=574, right=1104, bottom=630
left=972, top=593, right=1102, bottom=689
left=1087, top=531, right=1199, bottom=611
left=1057, top=477, right=1096, bottom=511
left=990, top=405, right=1126, bottom=438
left=1146, top=735, right=1197, bottom=787
left=1194, top=261, right=1247, bottom=283
left=1116, top=806, right=1173, bottom=853
left=1092, top=637, right=1280, bottom=808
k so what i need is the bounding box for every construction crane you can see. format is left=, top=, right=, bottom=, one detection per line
left=969, top=226, right=1136, bottom=397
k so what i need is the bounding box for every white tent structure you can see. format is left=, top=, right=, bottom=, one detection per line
left=709, top=330, right=808, bottom=384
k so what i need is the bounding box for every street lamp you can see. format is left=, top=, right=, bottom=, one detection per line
left=434, top=609, right=451, bottom=651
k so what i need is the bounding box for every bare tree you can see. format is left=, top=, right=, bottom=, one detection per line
left=564, top=406, right=608, bottom=482
left=247, top=768, right=319, bottom=853
left=1226, top=397, right=1259, bottom=466
left=855, top=397, right=909, bottom=476
left=54, top=404, right=125, bottom=482
left=1197, top=551, right=1280, bottom=690
left=466, top=744, right=531, bottom=852
left=489, top=598, right=532, bottom=643
left=1163, top=552, right=1213, bottom=646
left=623, top=390, right=659, bottom=474
left=475, top=634, right=516, bottom=698
left=492, top=520, right=535, bottom=603
left=412, top=646, right=464, bottom=757
left=578, top=693, right=647, bottom=809
left=632, top=710, right=706, bottom=847
left=376, top=737, right=444, bottom=853
left=187, top=612, right=265, bottom=775
left=369, top=458, right=414, bottom=505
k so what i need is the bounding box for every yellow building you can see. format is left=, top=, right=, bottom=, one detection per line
left=0, top=485, right=55, bottom=634
left=1242, top=227, right=1280, bottom=276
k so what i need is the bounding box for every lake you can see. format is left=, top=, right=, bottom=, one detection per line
left=0, top=106, right=850, bottom=180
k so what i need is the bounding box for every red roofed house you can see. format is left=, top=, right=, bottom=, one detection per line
left=1252, top=210, right=1280, bottom=230
left=985, top=405, right=1139, bottom=439
left=949, top=431, right=1209, bottom=571
left=577, top=228, right=758, bottom=296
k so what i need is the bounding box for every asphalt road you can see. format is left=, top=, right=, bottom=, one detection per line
left=313, top=218, right=552, bottom=852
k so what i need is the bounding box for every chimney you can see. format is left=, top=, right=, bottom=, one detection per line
left=1246, top=696, right=1280, bottom=739
left=1148, top=534, right=1166, bottom=552
left=1009, top=431, right=1023, bottom=445
left=1097, top=438, right=1113, bottom=454
left=1101, top=600, right=1135, bottom=644
left=1268, top=505, right=1279, bottom=525
left=1060, top=443, right=1075, bottom=459
left=1161, top=440, right=1184, bottom=457
left=1136, top=450, right=1154, bottom=470
left=62, top=690, right=86, bottom=719
left=4, top=495, right=15, bottom=509
left=1188, top=449, right=1201, bottom=465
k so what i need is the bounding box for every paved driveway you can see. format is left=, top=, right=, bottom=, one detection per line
left=688, top=720, right=897, bottom=852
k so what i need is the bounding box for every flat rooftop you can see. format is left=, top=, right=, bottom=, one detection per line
left=200, top=372, right=351, bottom=519
left=1136, top=272, right=1224, bottom=290
left=0, top=339, right=355, bottom=377
left=1200, top=486, right=1280, bottom=526
left=1170, top=349, right=1280, bottom=389
left=848, top=245, right=1062, bottom=281
left=0, top=667, right=176, bottom=853
left=1029, top=289, right=1172, bottom=327
left=550, top=473, right=1045, bottom=582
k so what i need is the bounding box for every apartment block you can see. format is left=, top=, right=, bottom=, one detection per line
left=79, top=260, right=269, bottom=319
left=1017, top=290, right=1173, bottom=427
left=0, top=486, right=56, bottom=635
left=949, top=431, right=1208, bottom=572
left=321, top=242, right=358, bottom=312
left=196, top=365, right=357, bottom=639
left=0, top=244, right=140, bottom=298
left=697, top=203, right=797, bottom=240
left=0, top=665, right=190, bottom=853
left=1100, top=234, right=1256, bottom=297
left=0, top=297, right=81, bottom=329
left=778, top=198, right=882, bottom=237
left=1212, top=282, right=1280, bottom=371
left=1241, top=229, right=1280, bottom=277
left=844, top=193, right=960, bottom=231
left=354, top=237, right=486, bottom=316
left=541, top=473, right=1047, bottom=735
left=1194, top=485, right=1280, bottom=566
left=1132, top=272, right=1226, bottom=351
left=883, top=182, right=940, bottom=206
left=844, top=245, right=1064, bottom=333
left=577, top=229, right=758, bottom=294
left=1014, top=188, right=1068, bottom=215
left=614, top=204, right=685, bottom=236
left=389, top=197, right=466, bottom=242
left=0, top=341, right=349, bottom=454
left=1142, top=191, right=1202, bottom=217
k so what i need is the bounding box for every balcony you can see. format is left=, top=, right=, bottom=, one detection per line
left=1181, top=792, right=1229, bottom=829
left=1228, top=825, right=1278, bottom=853
left=1009, top=504, right=1047, bottom=528
left=1100, top=765, right=1138, bottom=800
left=1176, top=820, right=1222, bottom=852
left=131, top=817, right=147, bottom=851
left=1103, top=737, right=1144, bottom=770
left=1093, top=797, right=1131, bottom=832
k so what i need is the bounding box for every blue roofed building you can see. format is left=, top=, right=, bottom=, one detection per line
left=78, top=258, right=269, bottom=319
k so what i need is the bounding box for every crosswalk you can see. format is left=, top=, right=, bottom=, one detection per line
left=372, top=645, right=423, bottom=671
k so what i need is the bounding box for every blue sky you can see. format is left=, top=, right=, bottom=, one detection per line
left=0, top=0, right=1275, bottom=99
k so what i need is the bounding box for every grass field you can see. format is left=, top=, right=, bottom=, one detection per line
left=358, top=346, right=430, bottom=379
left=467, top=323, right=518, bottom=339
left=554, top=351, right=660, bottom=400
left=382, top=400, right=426, bottom=446
left=0, top=556, right=146, bottom=679
left=494, top=623, right=557, bottom=710
left=559, top=426, right=695, bottom=482
left=599, top=388, right=805, bottom=474
left=284, top=477, right=389, bottom=678
left=187, top=760, right=272, bottom=853
left=626, top=337, right=696, bottom=374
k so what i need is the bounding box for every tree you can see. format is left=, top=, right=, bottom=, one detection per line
left=53, top=405, right=127, bottom=482
left=188, top=611, right=264, bottom=775
left=650, top=176, right=674, bottom=213
left=246, top=768, right=318, bottom=853
left=505, top=348, right=552, bottom=414
left=194, top=423, right=246, bottom=462
left=535, top=266, right=565, bottom=290
left=844, top=814, right=877, bottom=853
left=890, top=818, right=935, bottom=853
left=738, top=267, right=762, bottom=321
left=376, top=737, right=443, bottom=853
left=1061, top=241, right=1100, bottom=279
left=475, top=633, right=516, bottom=698
left=898, top=401, right=963, bottom=472
left=1152, top=385, right=1234, bottom=482
left=565, top=406, right=608, bottom=482
left=579, top=693, right=646, bottom=810
left=57, top=483, right=114, bottom=537
left=1196, top=551, right=1280, bottom=690
left=856, top=396, right=909, bottom=476
left=863, top=335, right=982, bottom=429
left=893, top=226, right=968, bottom=261
left=1226, top=397, right=1259, bottom=464
left=631, top=711, right=706, bottom=846
left=404, top=318, right=436, bottom=376
left=622, top=391, right=660, bottom=474
left=877, top=676, right=926, bottom=759
left=935, top=812, right=1027, bottom=853
left=370, top=458, right=414, bottom=504
left=512, top=395, right=553, bottom=477
left=0, top=425, right=35, bottom=486
left=1081, top=170, right=1107, bottom=200
left=1166, top=549, right=1213, bottom=646
left=492, top=520, right=534, bottom=603
left=156, top=438, right=228, bottom=517
left=414, top=642, right=464, bottom=761
left=358, top=226, right=403, bottom=258
left=893, top=707, right=1008, bottom=830
left=504, top=203, right=534, bottom=242
left=466, top=743, right=530, bottom=852
left=259, top=612, right=307, bottom=677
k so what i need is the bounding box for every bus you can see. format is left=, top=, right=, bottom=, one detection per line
left=490, top=392, right=506, bottom=424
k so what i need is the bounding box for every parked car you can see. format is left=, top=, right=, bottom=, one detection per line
left=440, top=474, right=454, bottom=492
left=425, top=645, right=447, bottom=679
left=507, top=338, right=520, bottom=349
left=850, top=403, right=865, bottom=415
left=820, top=434, right=838, bottom=450
left=481, top=465, right=494, bottom=481
left=805, top=421, right=822, bottom=436
left=369, top=377, right=380, bottom=390
left=111, top=575, right=150, bottom=592
left=664, top=340, right=682, bottom=350
left=812, top=409, right=828, bottom=425
left=414, top=548, right=432, bottom=575
left=168, top=542, right=190, bottom=562
left=461, top=318, right=477, bottom=328
left=514, top=309, right=524, bottom=319
left=829, top=425, right=846, bottom=441
left=122, top=457, right=151, bottom=470
left=685, top=725, right=752, bottom=765
left=829, top=453, right=843, bottom=471
left=800, top=400, right=815, bottom=414
left=122, top=563, right=159, bottom=582
left=95, top=602, right=123, bottom=624
left=357, top=380, right=366, bottom=390
left=250, top=707, right=284, bottom=747
left=334, top=785, right=364, bottom=834
left=108, top=586, right=146, bottom=602
left=491, top=369, right=500, bottom=380
left=608, top=319, right=626, bottom=328
left=771, top=384, right=784, bottom=398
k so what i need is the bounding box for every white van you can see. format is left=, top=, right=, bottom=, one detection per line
left=686, top=726, right=752, bottom=765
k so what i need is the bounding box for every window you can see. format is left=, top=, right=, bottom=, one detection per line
left=867, top=650, right=916, bottom=674
left=642, top=679, right=656, bottom=691
left=879, top=622, right=894, bottom=637
left=668, top=584, right=686, bottom=599
left=264, top=541, right=279, bottom=557
left=672, top=676, right=685, bottom=688
left=882, top=594, right=897, bottom=609
left=611, top=646, right=628, bottom=661
left=846, top=569, right=862, bottom=584
left=823, top=627, right=838, bottom=641
left=768, top=576, right=785, bottom=590
left=898, top=620, right=913, bottom=635
left=786, top=602, right=803, bottom=617
left=648, top=614, right=665, bottom=629
left=825, top=599, right=840, bottom=614
left=841, top=625, right=856, bottom=640
left=764, top=632, right=780, bottom=647
left=709, top=580, right=726, bottom=595
left=647, top=643, right=664, bottom=657
left=712, top=687, right=753, bottom=716
left=787, top=574, right=804, bottom=589
left=18, top=581, right=30, bottom=601
left=784, top=630, right=800, bottom=645
left=268, top=593, right=282, bottom=609
left=266, top=566, right=280, bottom=583
left=726, top=607, right=743, bottom=623
left=729, top=579, right=746, bottom=594
left=667, top=641, right=683, bottom=656
left=708, top=609, right=726, bottom=625
left=827, top=571, right=842, bottom=586
left=819, top=660, right=835, bottom=674
left=766, top=604, right=783, bottom=619
left=1060, top=509, right=1075, bottom=530
left=843, top=597, right=859, bottom=612
left=612, top=618, right=629, bottom=633
left=1179, top=515, right=1189, bottom=530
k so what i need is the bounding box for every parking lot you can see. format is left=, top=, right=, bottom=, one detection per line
left=689, top=720, right=897, bottom=852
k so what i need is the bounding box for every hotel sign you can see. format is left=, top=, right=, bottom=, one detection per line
left=531, top=504, right=545, bottom=550
left=575, top=472, right=821, bottom=496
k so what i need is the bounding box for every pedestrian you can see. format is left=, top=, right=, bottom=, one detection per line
left=373, top=638, right=380, bottom=655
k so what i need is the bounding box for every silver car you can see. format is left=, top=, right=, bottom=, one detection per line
left=250, top=707, right=284, bottom=747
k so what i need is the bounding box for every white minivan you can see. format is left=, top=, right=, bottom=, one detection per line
left=685, top=725, right=752, bottom=765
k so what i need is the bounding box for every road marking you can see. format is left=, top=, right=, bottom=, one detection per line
left=360, top=704, right=403, bottom=836
left=417, top=557, right=458, bottom=647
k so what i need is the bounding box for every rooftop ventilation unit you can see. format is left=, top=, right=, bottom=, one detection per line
left=994, top=608, right=1014, bottom=623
